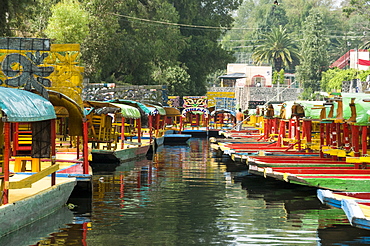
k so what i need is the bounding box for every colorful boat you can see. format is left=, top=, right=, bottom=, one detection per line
left=317, top=189, right=370, bottom=208
left=341, top=199, right=370, bottom=230
left=84, top=100, right=150, bottom=163
left=0, top=87, right=86, bottom=237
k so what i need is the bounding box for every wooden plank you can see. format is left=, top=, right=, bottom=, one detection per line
left=7, top=164, right=60, bottom=189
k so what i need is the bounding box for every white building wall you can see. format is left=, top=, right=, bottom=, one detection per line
left=227, top=64, right=273, bottom=87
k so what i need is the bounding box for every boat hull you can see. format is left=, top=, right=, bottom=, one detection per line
left=91, top=145, right=151, bottom=163
left=0, top=179, right=76, bottom=237
left=163, top=134, right=192, bottom=145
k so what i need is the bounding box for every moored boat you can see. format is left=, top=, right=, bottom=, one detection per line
left=0, top=87, right=81, bottom=237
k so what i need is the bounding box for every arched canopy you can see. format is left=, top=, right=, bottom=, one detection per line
left=280, top=101, right=325, bottom=120
left=0, top=87, right=56, bottom=122
left=143, top=103, right=166, bottom=116
left=48, top=90, right=84, bottom=136
left=108, top=99, right=152, bottom=115
left=84, top=101, right=141, bottom=119
left=163, top=106, right=181, bottom=117
left=210, top=109, right=236, bottom=117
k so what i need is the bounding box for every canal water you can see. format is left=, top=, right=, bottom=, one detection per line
left=3, top=138, right=370, bottom=245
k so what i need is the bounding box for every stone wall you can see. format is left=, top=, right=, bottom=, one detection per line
left=209, top=86, right=303, bottom=109
left=249, top=87, right=303, bottom=102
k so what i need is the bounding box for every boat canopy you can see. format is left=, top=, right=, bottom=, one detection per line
left=47, top=90, right=84, bottom=136
left=163, top=106, right=181, bottom=117
left=110, top=103, right=141, bottom=119
left=144, top=103, right=166, bottom=116
left=108, top=99, right=152, bottom=115
left=210, top=109, right=236, bottom=117
left=109, top=99, right=166, bottom=116
left=342, top=93, right=370, bottom=125
left=281, top=101, right=325, bottom=120
left=0, top=87, right=56, bottom=122
left=84, top=101, right=141, bottom=119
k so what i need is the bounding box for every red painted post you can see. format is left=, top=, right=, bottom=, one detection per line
left=362, top=126, right=368, bottom=156
left=51, top=119, right=56, bottom=186
left=288, top=119, right=293, bottom=139
left=264, top=119, right=269, bottom=140
left=137, top=118, right=142, bottom=143
left=352, top=125, right=360, bottom=157
left=155, top=114, right=160, bottom=137
left=320, top=123, right=325, bottom=158
left=3, top=122, right=10, bottom=204
left=332, top=123, right=338, bottom=148
left=121, top=116, right=125, bottom=149
left=179, top=116, right=183, bottom=133
left=277, top=120, right=286, bottom=147
left=305, top=120, right=312, bottom=146
left=296, top=118, right=301, bottom=151
left=82, top=120, right=89, bottom=175
left=343, top=123, right=351, bottom=151
left=148, top=115, right=153, bottom=143
left=326, top=123, right=331, bottom=146
left=336, top=123, right=342, bottom=148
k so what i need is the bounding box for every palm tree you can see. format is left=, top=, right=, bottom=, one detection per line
left=252, top=25, right=300, bottom=72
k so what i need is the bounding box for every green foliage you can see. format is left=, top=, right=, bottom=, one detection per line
left=321, top=68, right=370, bottom=92
left=0, top=0, right=39, bottom=36
left=321, top=68, right=357, bottom=92
left=206, top=69, right=225, bottom=87
left=152, top=64, right=190, bottom=97
left=272, top=70, right=278, bottom=84
left=82, top=0, right=185, bottom=86
left=172, top=0, right=242, bottom=95
left=296, top=10, right=328, bottom=99
left=279, top=69, right=285, bottom=84
left=252, top=25, right=300, bottom=72
left=45, top=0, right=90, bottom=44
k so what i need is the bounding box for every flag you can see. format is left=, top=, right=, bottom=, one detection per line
left=358, top=59, right=370, bottom=66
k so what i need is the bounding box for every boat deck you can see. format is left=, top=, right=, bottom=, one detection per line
left=7, top=175, right=75, bottom=203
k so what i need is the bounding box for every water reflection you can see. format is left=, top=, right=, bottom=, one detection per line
left=23, top=138, right=370, bottom=245
left=1, top=206, right=74, bottom=246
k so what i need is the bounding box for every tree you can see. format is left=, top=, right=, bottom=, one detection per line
left=252, top=25, right=300, bottom=72
left=321, top=68, right=370, bottom=92
left=82, top=0, right=185, bottom=85
left=0, top=0, right=39, bottom=36
left=171, top=0, right=242, bottom=95
left=152, top=64, right=190, bottom=97
left=296, top=10, right=329, bottom=99
left=45, top=0, right=90, bottom=44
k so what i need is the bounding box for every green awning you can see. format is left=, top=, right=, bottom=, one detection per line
left=0, top=87, right=56, bottom=122
left=342, top=93, right=370, bottom=125
left=84, top=101, right=141, bottom=119
left=108, top=99, right=152, bottom=115
left=144, top=103, right=166, bottom=115
left=111, top=103, right=141, bottom=119
left=281, top=101, right=325, bottom=119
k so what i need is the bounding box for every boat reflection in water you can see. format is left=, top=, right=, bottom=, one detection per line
left=26, top=139, right=370, bottom=245
left=1, top=206, right=74, bottom=246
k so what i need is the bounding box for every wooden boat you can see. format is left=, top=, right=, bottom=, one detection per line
left=341, top=199, right=370, bottom=230
left=248, top=164, right=370, bottom=191
left=84, top=100, right=151, bottom=163
left=209, top=108, right=236, bottom=130
left=317, top=189, right=370, bottom=208
left=0, top=87, right=83, bottom=237
left=317, top=190, right=370, bottom=231
left=163, top=133, right=192, bottom=145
